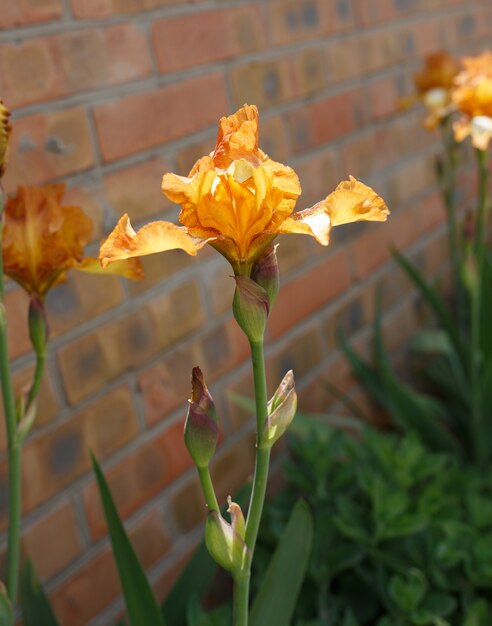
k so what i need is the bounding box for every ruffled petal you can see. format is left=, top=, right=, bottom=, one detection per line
left=212, top=104, right=259, bottom=168
left=74, top=256, right=144, bottom=280
left=322, top=176, right=389, bottom=226
left=279, top=201, right=332, bottom=245
left=99, top=214, right=201, bottom=267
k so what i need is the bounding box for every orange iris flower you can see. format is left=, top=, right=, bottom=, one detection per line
left=0, top=99, right=11, bottom=179
left=413, top=52, right=460, bottom=129
left=100, top=105, right=389, bottom=275
left=452, top=51, right=492, bottom=150
left=3, top=184, right=143, bottom=300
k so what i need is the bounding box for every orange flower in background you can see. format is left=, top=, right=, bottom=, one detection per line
left=100, top=105, right=389, bottom=275
left=0, top=99, right=11, bottom=179
left=452, top=51, right=492, bottom=150
left=3, top=184, right=143, bottom=299
left=413, top=52, right=460, bottom=129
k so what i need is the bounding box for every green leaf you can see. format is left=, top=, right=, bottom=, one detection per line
left=250, top=500, right=313, bottom=626
left=20, top=560, right=60, bottom=626
left=392, top=250, right=467, bottom=368
left=92, top=455, right=166, bottom=626
left=0, top=584, right=12, bottom=626
left=162, top=541, right=216, bottom=625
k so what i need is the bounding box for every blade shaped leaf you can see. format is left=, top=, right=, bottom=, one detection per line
left=92, top=455, right=166, bottom=626
left=250, top=499, right=313, bottom=626
left=20, top=560, right=60, bottom=626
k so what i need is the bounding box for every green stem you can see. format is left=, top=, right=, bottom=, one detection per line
left=233, top=572, right=250, bottom=626
left=232, top=339, right=270, bottom=626
left=197, top=466, right=219, bottom=512
left=245, top=340, right=270, bottom=553
left=0, top=192, right=21, bottom=609
left=439, top=121, right=464, bottom=328
left=471, top=149, right=489, bottom=466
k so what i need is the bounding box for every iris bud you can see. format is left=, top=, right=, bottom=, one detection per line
left=184, top=367, right=218, bottom=469
left=233, top=276, right=269, bottom=343
left=205, top=502, right=248, bottom=576
left=28, top=297, right=48, bottom=357
left=261, top=370, right=297, bottom=448
left=251, top=244, right=280, bottom=308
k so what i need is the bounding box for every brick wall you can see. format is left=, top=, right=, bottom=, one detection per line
left=0, top=0, right=490, bottom=623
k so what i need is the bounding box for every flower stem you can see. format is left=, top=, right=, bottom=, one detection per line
left=439, top=121, right=464, bottom=328
left=0, top=190, right=21, bottom=608
left=232, top=339, right=271, bottom=626
left=197, top=466, right=219, bottom=512
left=471, top=148, right=489, bottom=466
left=233, top=571, right=250, bottom=626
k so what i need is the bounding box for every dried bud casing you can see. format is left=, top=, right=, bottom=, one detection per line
left=0, top=99, right=11, bottom=179
left=205, top=503, right=248, bottom=576
left=184, top=367, right=218, bottom=469
left=28, top=297, right=48, bottom=356
left=262, top=370, right=297, bottom=448
left=233, top=276, right=269, bottom=343
left=251, top=244, right=280, bottom=308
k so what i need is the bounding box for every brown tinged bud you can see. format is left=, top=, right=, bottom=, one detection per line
left=205, top=501, right=248, bottom=576
left=184, top=367, right=219, bottom=469
left=233, top=275, right=269, bottom=343
left=28, top=297, right=48, bottom=357
left=0, top=99, right=11, bottom=180
left=251, top=244, right=280, bottom=308
left=261, top=370, right=297, bottom=449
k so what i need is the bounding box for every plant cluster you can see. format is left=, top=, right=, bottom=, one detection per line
left=255, top=424, right=492, bottom=626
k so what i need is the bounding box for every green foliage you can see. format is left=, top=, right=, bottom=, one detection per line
left=250, top=500, right=313, bottom=626
left=255, top=425, right=492, bottom=626
left=340, top=251, right=492, bottom=467
left=92, top=455, right=166, bottom=626
left=19, top=560, right=60, bottom=626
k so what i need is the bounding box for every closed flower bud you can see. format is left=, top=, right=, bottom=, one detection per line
left=262, top=370, right=297, bottom=448
left=205, top=507, right=249, bottom=576
left=184, top=367, right=218, bottom=469
left=233, top=276, right=269, bottom=342
left=28, top=297, right=48, bottom=357
left=251, top=244, right=280, bottom=308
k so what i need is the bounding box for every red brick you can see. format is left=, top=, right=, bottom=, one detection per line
left=367, top=75, right=404, bottom=122
left=327, top=30, right=399, bottom=83
left=153, top=7, right=267, bottom=73
left=16, top=386, right=138, bottom=519
left=93, top=74, right=228, bottom=162
left=5, top=287, right=30, bottom=360
left=23, top=503, right=83, bottom=581
left=3, top=107, right=95, bottom=190
left=0, top=25, right=151, bottom=108
left=71, top=0, right=205, bottom=19
left=0, top=0, right=62, bottom=28
left=46, top=271, right=125, bottom=338
left=0, top=364, right=59, bottom=454
left=268, top=249, right=352, bottom=339
left=284, top=92, right=358, bottom=154
left=104, top=157, right=172, bottom=222
left=267, top=328, right=323, bottom=388
left=127, top=248, right=196, bottom=296
left=138, top=317, right=249, bottom=425
left=230, top=52, right=327, bottom=111
left=268, top=0, right=354, bottom=45
left=50, top=549, right=120, bottom=626
left=351, top=206, right=419, bottom=281
left=57, top=280, right=204, bottom=404
left=82, top=418, right=192, bottom=539
left=64, top=182, right=105, bottom=242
